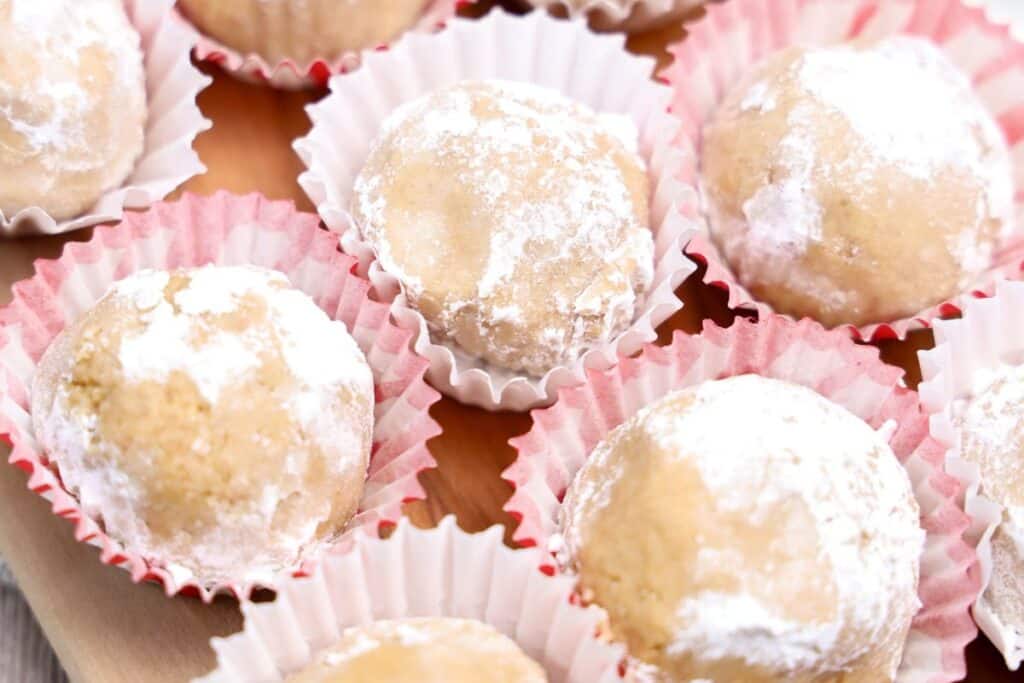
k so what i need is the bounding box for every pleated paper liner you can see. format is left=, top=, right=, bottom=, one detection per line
left=503, top=316, right=979, bottom=682
left=196, top=516, right=625, bottom=683
left=295, top=10, right=699, bottom=411
left=183, top=0, right=469, bottom=90
left=0, top=0, right=211, bottom=237
left=0, top=192, right=441, bottom=602
left=919, top=281, right=1024, bottom=669
left=517, top=0, right=706, bottom=32
left=662, top=0, right=1024, bottom=342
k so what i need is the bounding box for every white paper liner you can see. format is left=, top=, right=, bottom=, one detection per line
left=0, top=192, right=443, bottom=601
left=504, top=316, right=980, bottom=681
left=0, top=0, right=211, bottom=237
left=919, top=282, right=1024, bottom=670
left=295, top=10, right=699, bottom=411
left=661, top=0, right=1024, bottom=342
left=195, top=516, right=626, bottom=683
left=183, top=0, right=467, bottom=91
left=518, top=0, right=705, bottom=33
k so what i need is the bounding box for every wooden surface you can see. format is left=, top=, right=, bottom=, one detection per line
left=0, top=3, right=1016, bottom=681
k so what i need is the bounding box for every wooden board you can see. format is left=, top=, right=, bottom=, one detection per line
left=0, top=4, right=1016, bottom=681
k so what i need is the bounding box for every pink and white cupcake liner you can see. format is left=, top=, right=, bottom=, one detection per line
left=503, top=315, right=979, bottom=681
left=518, top=0, right=705, bottom=33
left=195, top=515, right=625, bottom=682
left=0, top=192, right=442, bottom=602
left=919, top=281, right=1024, bottom=669
left=295, top=10, right=699, bottom=412
left=183, top=0, right=469, bottom=90
left=0, top=0, right=211, bottom=237
left=662, top=0, right=1024, bottom=342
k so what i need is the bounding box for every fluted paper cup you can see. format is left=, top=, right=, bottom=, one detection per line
left=296, top=10, right=698, bottom=411
left=504, top=316, right=979, bottom=681
left=183, top=0, right=469, bottom=90
left=662, top=0, right=1024, bottom=342
left=0, top=192, right=442, bottom=601
left=919, top=281, right=1024, bottom=669
left=196, top=516, right=625, bottom=683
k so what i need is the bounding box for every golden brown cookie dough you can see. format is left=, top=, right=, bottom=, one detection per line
left=352, top=79, right=653, bottom=377
left=701, top=36, right=1013, bottom=328
left=559, top=375, right=924, bottom=682
left=31, top=265, right=374, bottom=585
left=0, top=0, right=146, bottom=221
left=286, top=618, right=548, bottom=683
left=179, top=0, right=430, bottom=65
left=956, top=364, right=1024, bottom=640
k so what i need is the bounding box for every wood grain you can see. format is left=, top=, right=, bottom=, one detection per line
left=0, top=2, right=1016, bottom=681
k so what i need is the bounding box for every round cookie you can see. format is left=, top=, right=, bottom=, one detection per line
left=178, top=0, right=430, bottom=65
left=286, top=618, right=548, bottom=683
left=700, top=36, right=1013, bottom=328
left=352, top=79, right=653, bottom=377
left=559, top=375, right=924, bottom=682
left=956, top=364, right=1024, bottom=638
left=31, top=265, right=374, bottom=584
left=0, top=0, right=147, bottom=221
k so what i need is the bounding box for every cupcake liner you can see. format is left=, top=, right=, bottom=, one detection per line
left=295, top=10, right=699, bottom=411
left=0, top=191, right=442, bottom=602
left=517, top=0, right=705, bottom=33
left=661, top=0, right=1024, bottom=342
left=196, top=515, right=626, bottom=683
left=503, top=315, right=979, bottom=682
left=0, top=0, right=211, bottom=237
left=183, top=0, right=469, bottom=91
left=918, top=280, right=1024, bottom=669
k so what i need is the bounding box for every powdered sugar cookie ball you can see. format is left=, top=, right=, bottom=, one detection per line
left=701, top=36, right=1013, bottom=328
left=0, top=0, right=146, bottom=221
left=352, top=80, right=653, bottom=377
left=178, top=0, right=430, bottom=65
left=560, top=375, right=924, bottom=681
left=956, top=364, right=1024, bottom=642
left=31, top=266, right=374, bottom=585
left=286, top=618, right=547, bottom=682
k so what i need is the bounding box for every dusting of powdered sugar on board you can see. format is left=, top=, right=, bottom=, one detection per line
left=352, top=79, right=654, bottom=376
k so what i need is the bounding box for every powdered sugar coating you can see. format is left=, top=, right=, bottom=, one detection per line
left=0, top=0, right=146, bottom=220
left=561, top=375, right=923, bottom=678
left=732, top=36, right=1012, bottom=268
left=31, top=265, right=375, bottom=586
left=702, top=36, right=1014, bottom=328
left=352, top=79, right=653, bottom=377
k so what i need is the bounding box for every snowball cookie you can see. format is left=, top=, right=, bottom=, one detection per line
left=560, top=375, right=924, bottom=682
left=956, top=364, right=1024, bottom=640
left=352, top=80, right=653, bottom=377
left=31, top=265, right=374, bottom=585
left=701, top=36, right=1013, bottom=329
left=286, top=618, right=548, bottom=683
left=178, top=0, right=430, bottom=65
left=0, top=0, right=146, bottom=222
